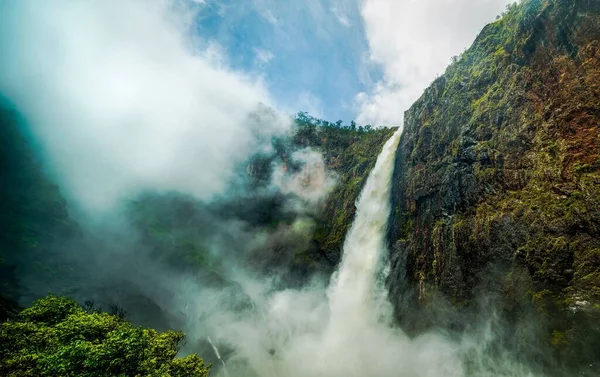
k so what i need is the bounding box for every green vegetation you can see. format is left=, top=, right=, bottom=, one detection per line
left=120, top=115, right=396, bottom=275
left=292, top=113, right=397, bottom=265
left=0, top=99, right=394, bottom=373
left=0, top=103, right=79, bottom=319
left=389, top=0, right=600, bottom=367
left=0, top=295, right=209, bottom=377
left=126, top=193, right=219, bottom=271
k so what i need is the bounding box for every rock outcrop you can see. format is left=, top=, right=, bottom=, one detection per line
left=388, top=0, right=600, bottom=371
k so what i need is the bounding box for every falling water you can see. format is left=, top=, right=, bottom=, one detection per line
left=217, top=127, right=536, bottom=377
left=327, top=127, right=401, bottom=328
left=208, top=336, right=230, bottom=377
left=306, top=127, right=411, bottom=377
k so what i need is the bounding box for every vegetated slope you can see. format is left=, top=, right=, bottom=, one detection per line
left=292, top=115, right=397, bottom=267
left=388, top=0, right=599, bottom=370
left=0, top=102, right=393, bottom=374
left=0, top=103, right=79, bottom=319
left=0, top=95, right=393, bottom=308
left=0, top=104, right=212, bottom=375
left=123, top=116, right=395, bottom=283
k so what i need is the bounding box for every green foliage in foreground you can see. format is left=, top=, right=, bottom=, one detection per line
left=0, top=295, right=209, bottom=377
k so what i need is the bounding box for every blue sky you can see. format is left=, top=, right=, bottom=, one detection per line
left=192, top=0, right=375, bottom=123
left=189, top=0, right=510, bottom=125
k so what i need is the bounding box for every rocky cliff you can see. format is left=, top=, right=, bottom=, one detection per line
left=291, top=119, right=396, bottom=267
left=388, top=0, right=600, bottom=370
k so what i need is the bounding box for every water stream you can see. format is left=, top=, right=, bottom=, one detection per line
left=214, top=128, right=536, bottom=377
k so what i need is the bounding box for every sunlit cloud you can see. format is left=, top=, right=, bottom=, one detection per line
left=356, top=0, right=512, bottom=126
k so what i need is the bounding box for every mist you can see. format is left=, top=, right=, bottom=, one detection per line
left=0, top=0, right=344, bottom=369
left=0, top=0, right=292, bottom=212
left=0, top=1, right=559, bottom=377
left=192, top=129, right=540, bottom=377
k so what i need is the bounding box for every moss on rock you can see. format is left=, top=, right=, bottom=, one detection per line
left=388, top=0, right=600, bottom=370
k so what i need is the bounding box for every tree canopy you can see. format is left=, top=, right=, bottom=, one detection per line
left=0, top=295, right=210, bottom=377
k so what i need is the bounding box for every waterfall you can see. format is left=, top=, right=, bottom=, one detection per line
left=327, top=127, right=401, bottom=331
left=216, top=127, right=535, bottom=377
left=279, top=127, right=408, bottom=377
left=216, top=128, right=439, bottom=377
left=208, top=336, right=230, bottom=377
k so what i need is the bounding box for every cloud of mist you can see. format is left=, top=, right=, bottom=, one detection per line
left=0, top=0, right=291, bottom=212
left=0, top=0, right=337, bottom=365
left=271, top=148, right=337, bottom=212
left=163, top=247, right=542, bottom=377
left=169, top=127, right=539, bottom=377
left=356, top=0, right=512, bottom=126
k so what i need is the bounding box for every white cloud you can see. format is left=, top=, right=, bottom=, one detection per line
left=0, top=0, right=291, bottom=211
left=356, top=0, right=512, bottom=126
left=254, top=48, right=275, bottom=66
left=261, top=8, right=279, bottom=25
left=296, top=91, right=325, bottom=119
left=331, top=6, right=352, bottom=27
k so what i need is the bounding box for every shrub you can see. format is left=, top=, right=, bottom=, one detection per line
left=0, top=295, right=210, bottom=377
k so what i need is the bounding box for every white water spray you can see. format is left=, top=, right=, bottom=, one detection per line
left=214, top=128, right=537, bottom=377
left=215, top=128, right=461, bottom=377
left=328, top=126, right=401, bottom=329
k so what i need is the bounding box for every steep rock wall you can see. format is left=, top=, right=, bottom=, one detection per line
left=389, top=0, right=600, bottom=366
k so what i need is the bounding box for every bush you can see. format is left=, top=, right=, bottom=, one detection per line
left=0, top=295, right=210, bottom=377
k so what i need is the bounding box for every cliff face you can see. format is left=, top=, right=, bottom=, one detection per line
left=241, top=121, right=396, bottom=280
left=389, top=0, right=600, bottom=366
left=292, top=122, right=396, bottom=267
